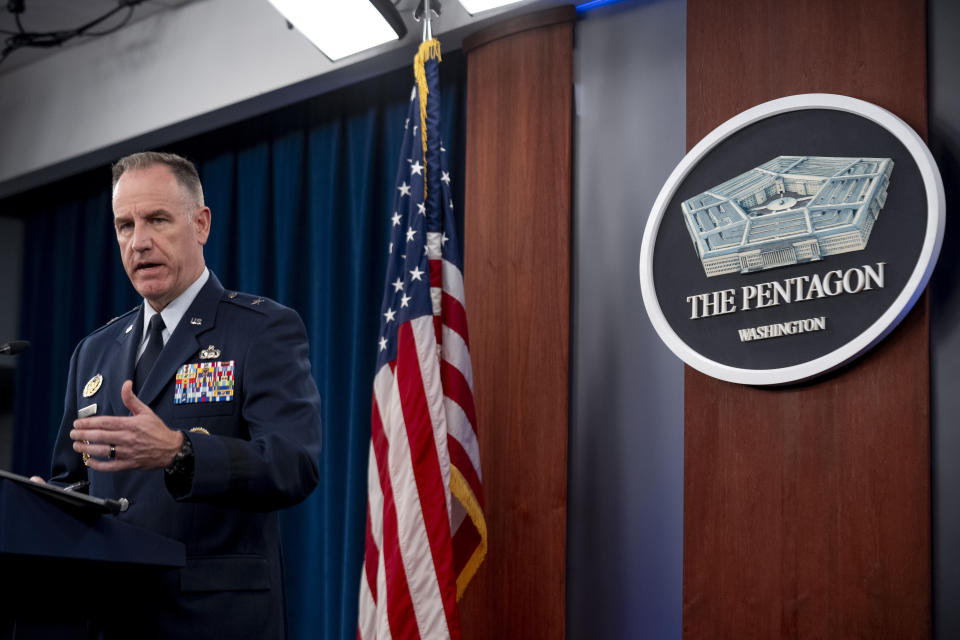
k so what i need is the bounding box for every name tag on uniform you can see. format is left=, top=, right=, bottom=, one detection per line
left=175, top=361, right=236, bottom=404
left=77, top=403, right=97, bottom=418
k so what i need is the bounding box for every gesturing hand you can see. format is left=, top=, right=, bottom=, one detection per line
left=70, top=380, right=183, bottom=471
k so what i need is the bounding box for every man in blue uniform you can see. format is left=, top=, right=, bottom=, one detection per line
left=46, top=151, right=323, bottom=638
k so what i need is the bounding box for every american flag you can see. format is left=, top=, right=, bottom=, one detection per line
left=358, top=40, right=486, bottom=640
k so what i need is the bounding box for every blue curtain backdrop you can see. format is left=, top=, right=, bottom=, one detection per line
left=5, top=53, right=465, bottom=640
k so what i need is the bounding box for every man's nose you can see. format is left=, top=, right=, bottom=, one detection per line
left=130, top=224, right=153, bottom=251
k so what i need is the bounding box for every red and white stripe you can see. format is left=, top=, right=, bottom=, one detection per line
left=358, top=232, right=483, bottom=640
left=430, top=233, right=483, bottom=534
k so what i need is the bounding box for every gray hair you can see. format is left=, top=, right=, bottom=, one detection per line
left=112, top=151, right=205, bottom=214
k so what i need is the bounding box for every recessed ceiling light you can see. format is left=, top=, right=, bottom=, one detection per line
left=457, top=0, right=524, bottom=16
left=266, top=0, right=407, bottom=61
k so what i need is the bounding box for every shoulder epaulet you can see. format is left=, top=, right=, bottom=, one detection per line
left=94, top=305, right=139, bottom=334
left=223, top=290, right=274, bottom=312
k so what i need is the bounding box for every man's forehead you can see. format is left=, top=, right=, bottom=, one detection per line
left=113, top=165, right=180, bottom=196
left=113, top=166, right=190, bottom=212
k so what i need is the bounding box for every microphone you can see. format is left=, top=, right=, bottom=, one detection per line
left=0, top=340, right=29, bottom=355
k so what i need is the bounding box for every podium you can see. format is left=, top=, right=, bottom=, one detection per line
left=0, top=472, right=185, bottom=639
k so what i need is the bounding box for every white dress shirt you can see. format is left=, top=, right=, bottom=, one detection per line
left=137, top=268, right=210, bottom=361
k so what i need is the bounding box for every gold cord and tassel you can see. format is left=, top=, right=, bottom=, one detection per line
left=413, top=39, right=443, bottom=199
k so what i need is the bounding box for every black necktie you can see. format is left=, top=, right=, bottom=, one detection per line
left=135, top=314, right=165, bottom=393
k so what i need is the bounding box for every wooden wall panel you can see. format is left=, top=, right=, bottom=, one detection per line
left=685, top=1, right=930, bottom=639
left=460, top=8, right=574, bottom=639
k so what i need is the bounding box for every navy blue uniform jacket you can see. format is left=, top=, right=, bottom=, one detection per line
left=49, top=272, right=322, bottom=639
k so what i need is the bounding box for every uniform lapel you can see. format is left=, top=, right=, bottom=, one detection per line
left=111, top=307, right=143, bottom=413
left=136, top=274, right=224, bottom=407
left=94, top=308, right=143, bottom=495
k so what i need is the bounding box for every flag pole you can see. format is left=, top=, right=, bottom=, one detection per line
left=423, top=0, right=432, bottom=41
left=417, top=0, right=440, bottom=42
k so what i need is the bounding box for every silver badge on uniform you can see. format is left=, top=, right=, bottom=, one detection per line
left=199, top=345, right=221, bottom=359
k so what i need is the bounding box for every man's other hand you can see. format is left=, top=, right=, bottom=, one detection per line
left=69, top=380, right=183, bottom=471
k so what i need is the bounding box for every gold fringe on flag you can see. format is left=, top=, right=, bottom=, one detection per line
left=413, top=38, right=443, bottom=199
left=450, top=464, right=488, bottom=601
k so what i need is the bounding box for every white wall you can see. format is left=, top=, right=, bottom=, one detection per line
left=0, top=0, right=552, bottom=198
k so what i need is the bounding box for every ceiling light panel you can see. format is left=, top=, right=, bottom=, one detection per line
left=457, top=0, right=524, bottom=16
left=267, top=0, right=405, bottom=61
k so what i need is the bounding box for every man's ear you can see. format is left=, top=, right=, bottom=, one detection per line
left=194, top=207, right=211, bottom=245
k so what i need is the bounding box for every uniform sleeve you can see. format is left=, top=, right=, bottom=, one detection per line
left=168, top=306, right=322, bottom=510
left=49, top=340, right=89, bottom=487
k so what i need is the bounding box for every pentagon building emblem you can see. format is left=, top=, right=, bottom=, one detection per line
left=682, top=156, right=893, bottom=277
left=639, top=94, right=945, bottom=385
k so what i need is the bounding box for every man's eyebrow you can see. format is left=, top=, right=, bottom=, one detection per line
left=114, top=208, right=174, bottom=221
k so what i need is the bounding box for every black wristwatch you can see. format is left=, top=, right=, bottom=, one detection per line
left=164, top=432, right=195, bottom=480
